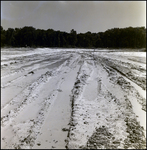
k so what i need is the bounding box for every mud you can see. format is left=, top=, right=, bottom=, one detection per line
left=1, top=48, right=146, bottom=149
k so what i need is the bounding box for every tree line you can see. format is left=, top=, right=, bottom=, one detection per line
left=1, top=26, right=146, bottom=48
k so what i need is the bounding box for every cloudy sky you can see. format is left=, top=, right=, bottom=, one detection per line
left=1, top=1, right=146, bottom=33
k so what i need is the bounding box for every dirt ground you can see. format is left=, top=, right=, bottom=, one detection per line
left=1, top=48, right=146, bottom=149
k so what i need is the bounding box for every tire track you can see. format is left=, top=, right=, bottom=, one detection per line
left=67, top=58, right=96, bottom=148
left=1, top=58, right=69, bottom=88
left=1, top=53, right=70, bottom=80
left=1, top=49, right=146, bottom=149
left=1, top=53, right=81, bottom=149
left=1, top=53, right=80, bottom=110
left=1, top=70, right=52, bottom=126
left=33, top=64, right=81, bottom=149
left=98, top=56, right=146, bottom=90
left=1, top=57, right=70, bottom=124
left=4, top=78, right=64, bottom=149
left=101, top=61, right=146, bottom=112
left=66, top=54, right=146, bottom=149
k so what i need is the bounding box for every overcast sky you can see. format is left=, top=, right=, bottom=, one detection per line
left=1, top=1, right=146, bottom=33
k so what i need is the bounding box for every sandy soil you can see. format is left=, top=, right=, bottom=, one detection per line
left=1, top=48, right=146, bottom=149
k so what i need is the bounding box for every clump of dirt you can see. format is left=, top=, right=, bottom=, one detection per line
left=135, top=92, right=146, bottom=111
left=117, top=76, right=131, bottom=91
left=19, top=134, right=36, bottom=147
left=62, top=128, right=69, bottom=132
left=10, top=61, right=17, bottom=65
left=37, top=142, right=41, bottom=146
left=28, top=71, right=34, bottom=74
left=72, top=79, right=81, bottom=96
left=83, top=126, right=121, bottom=149
left=124, top=117, right=146, bottom=149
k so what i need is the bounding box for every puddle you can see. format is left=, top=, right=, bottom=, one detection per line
left=128, top=95, right=146, bottom=137
left=123, top=76, right=146, bottom=137
left=83, top=68, right=99, bottom=101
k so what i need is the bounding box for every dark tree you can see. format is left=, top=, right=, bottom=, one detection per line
left=68, top=29, right=77, bottom=47
left=1, top=26, right=6, bottom=47
left=5, top=28, right=15, bottom=46
left=21, top=26, right=36, bottom=47
left=1, top=26, right=146, bottom=49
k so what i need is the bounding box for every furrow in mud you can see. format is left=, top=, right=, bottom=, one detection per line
left=66, top=55, right=146, bottom=149
left=96, top=57, right=146, bottom=130
left=98, top=56, right=146, bottom=90
left=3, top=79, right=64, bottom=149
left=66, top=59, right=97, bottom=148
left=1, top=49, right=146, bottom=149
left=83, top=91, right=146, bottom=149
left=1, top=56, right=72, bottom=124
left=1, top=54, right=79, bottom=109
left=1, top=58, right=68, bottom=88
left=32, top=64, right=81, bottom=149
left=101, top=62, right=146, bottom=112
left=1, top=53, right=70, bottom=79
left=1, top=52, right=81, bottom=149
left=1, top=71, right=52, bottom=126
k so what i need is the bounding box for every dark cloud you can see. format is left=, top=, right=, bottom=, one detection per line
left=1, top=1, right=146, bottom=33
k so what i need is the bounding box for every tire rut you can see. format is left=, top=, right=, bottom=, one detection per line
left=66, top=54, right=146, bottom=149
left=1, top=53, right=81, bottom=149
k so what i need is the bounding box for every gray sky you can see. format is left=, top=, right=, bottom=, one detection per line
left=1, top=1, right=146, bottom=33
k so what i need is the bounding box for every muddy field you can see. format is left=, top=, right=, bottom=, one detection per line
left=1, top=48, right=146, bottom=149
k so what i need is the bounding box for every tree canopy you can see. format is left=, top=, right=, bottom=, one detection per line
left=1, top=26, right=146, bottom=48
